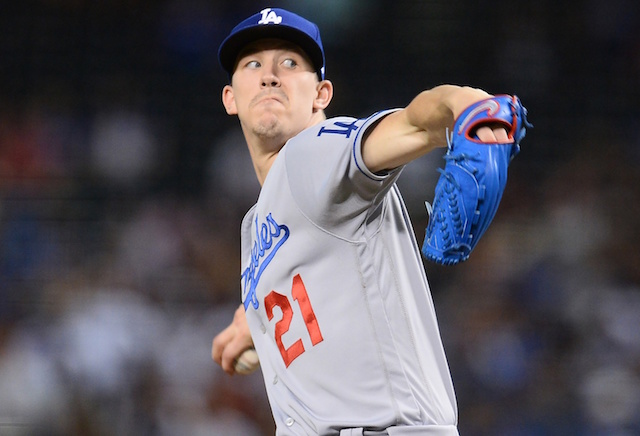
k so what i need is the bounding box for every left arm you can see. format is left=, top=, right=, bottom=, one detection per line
left=362, top=85, right=509, bottom=173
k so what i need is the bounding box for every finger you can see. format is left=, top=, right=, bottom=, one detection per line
left=224, top=316, right=255, bottom=373
left=475, top=125, right=510, bottom=143
left=216, top=306, right=255, bottom=375
left=213, top=327, right=241, bottom=375
left=493, top=127, right=509, bottom=142
left=222, top=341, right=252, bottom=375
left=221, top=350, right=238, bottom=375
left=475, top=126, right=497, bottom=142
left=212, top=325, right=234, bottom=365
left=212, top=305, right=246, bottom=365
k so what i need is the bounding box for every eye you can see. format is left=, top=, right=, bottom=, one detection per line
left=245, top=60, right=261, bottom=69
left=282, top=58, right=298, bottom=69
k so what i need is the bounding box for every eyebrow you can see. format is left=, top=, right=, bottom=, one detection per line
left=237, top=39, right=309, bottom=60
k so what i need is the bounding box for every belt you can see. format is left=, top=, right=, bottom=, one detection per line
left=339, top=425, right=459, bottom=436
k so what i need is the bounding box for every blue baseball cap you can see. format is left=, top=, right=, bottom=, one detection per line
left=218, top=8, right=325, bottom=80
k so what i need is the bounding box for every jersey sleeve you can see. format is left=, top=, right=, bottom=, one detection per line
left=284, top=110, right=402, bottom=237
left=351, top=110, right=403, bottom=183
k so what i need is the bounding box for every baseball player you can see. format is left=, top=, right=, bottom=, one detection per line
left=211, top=7, right=528, bottom=435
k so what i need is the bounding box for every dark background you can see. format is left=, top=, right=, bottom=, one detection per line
left=1, top=1, right=639, bottom=434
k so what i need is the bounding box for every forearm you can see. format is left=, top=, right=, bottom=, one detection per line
left=405, top=85, right=492, bottom=140
left=362, top=85, right=492, bottom=172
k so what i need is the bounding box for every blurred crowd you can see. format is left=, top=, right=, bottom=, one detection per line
left=1, top=1, right=639, bottom=435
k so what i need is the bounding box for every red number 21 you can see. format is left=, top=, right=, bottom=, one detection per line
left=264, top=274, right=323, bottom=367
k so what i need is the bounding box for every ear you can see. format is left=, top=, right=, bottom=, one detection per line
left=313, top=80, right=333, bottom=111
left=222, top=85, right=238, bottom=115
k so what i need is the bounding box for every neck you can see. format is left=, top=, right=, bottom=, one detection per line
left=243, top=111, right=327, bottom=186
left=250, top=148, right=279, bottom=186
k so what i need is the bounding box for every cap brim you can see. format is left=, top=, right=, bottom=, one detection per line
left=218, top=25, right=324, bottom=79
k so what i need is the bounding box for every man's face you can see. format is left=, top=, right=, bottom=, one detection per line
left=222, top=39, right=326, bottom=146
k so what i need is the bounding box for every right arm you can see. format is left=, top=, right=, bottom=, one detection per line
left=212, top=304, right=254, bottom=375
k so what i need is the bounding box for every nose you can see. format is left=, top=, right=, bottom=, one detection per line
left=261, top=75, right=280, bottom=88
left=261, top=63, right=280, bottom=88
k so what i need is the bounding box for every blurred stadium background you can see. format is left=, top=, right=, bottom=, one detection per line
left=1, top=0, right=639, bottom=435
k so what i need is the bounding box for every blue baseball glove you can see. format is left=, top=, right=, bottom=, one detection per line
left=422, top=95, right=531, bottom=265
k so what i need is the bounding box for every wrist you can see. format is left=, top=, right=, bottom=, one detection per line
left=447, top=86, right=493, bottom=119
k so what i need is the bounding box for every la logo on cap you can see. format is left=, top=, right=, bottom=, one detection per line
left=258, top=8, right=282, bottom=25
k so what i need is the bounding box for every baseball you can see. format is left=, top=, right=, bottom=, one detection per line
left=234, top=348, right=260, bottom=375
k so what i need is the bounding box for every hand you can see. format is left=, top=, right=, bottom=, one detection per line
left=475, top=124, right=510, bottom=143
left=212, top=304, right=254, bottom=375
left=451, top=87, right=510, bottom=143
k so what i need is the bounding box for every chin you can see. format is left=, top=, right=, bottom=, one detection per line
left=253, top=114, right=283, bottom=136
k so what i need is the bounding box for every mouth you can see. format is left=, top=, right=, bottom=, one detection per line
left=260, top=96, right=282, bottom=105
left=252, top=92, right=287, bottom=108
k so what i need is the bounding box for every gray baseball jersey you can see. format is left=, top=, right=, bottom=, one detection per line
left=240, top=110, right=459, bottom=436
